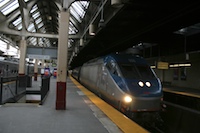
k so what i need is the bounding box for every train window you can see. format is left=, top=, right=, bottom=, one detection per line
left=120, top=64, right=155, bottom=79
left=106, top=61, right=112, bottom=71
left=120, top=64, right=140, bottom=78
left=136, top=65, right=155, bottom=79
left=6, top=65, right=9, bottom=71
left=106, top=60, right=120, bottom=76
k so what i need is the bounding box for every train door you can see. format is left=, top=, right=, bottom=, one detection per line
left=98, top=64, right=107, bottom=96
left=0, top=62, right=3, bottom=76
left=105, top=59, right=120, bottom=96
left=6, top=64, right=9, bottom=77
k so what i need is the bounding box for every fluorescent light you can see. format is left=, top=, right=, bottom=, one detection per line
left=169, top=63, right=191, bottom=68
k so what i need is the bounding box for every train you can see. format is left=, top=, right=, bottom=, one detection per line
left=72, top=53, right=163, bottom=114
left=0, top=57, right=40, bottom=77
left=0, top=58, right=19, bottom=77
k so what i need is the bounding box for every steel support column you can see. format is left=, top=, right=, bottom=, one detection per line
left=56, top=10, right=70, bottom=110
left=18, top=38, right=27, bottom=75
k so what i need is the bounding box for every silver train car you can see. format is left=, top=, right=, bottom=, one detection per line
left=0, top=59, right=19, bottom=77
left=0, top=58, right=40, bottom=77
left=72, top=53, right=162, bottom=112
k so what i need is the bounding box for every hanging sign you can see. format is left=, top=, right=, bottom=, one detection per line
left=157, top=61, right=169, bottom=69
left=28, top=54, right=50, bottom=59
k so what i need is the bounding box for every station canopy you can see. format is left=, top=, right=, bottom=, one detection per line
left=1, top=0, right=200, bottom=69
left=0, top=0, right=90, bottom=57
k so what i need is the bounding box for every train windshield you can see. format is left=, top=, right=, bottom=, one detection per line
left=119, top=64, right=155, bottom=79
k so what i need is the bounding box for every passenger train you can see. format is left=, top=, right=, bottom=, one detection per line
left=0, top=58, right=19, bottom=77
left=0, top=57, right=39, bottom=77
left=72, top=53, right=163, bottom=113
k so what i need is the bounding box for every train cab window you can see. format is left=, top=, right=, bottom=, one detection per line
left=106, top=60, right=120, bottom=76
left=120, top=64, right=140, bottom=78
left=6, top=65, right=9, bottom=71
left=136, top=65, right=155, bottom=79
left=120, top=64, right=155, bottom=79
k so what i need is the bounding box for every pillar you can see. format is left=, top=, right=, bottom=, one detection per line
left=34, top=59, right=38, bottom=81
left=40, top=59, right=45, bottom=77
left=18, top=38, right=27, bottom=75
left=56, top=10, right=69, bottom=110
left=41, top=59, right=45, bottom=68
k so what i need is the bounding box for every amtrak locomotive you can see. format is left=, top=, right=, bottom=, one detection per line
left=72, top=53, right=162, bottom=113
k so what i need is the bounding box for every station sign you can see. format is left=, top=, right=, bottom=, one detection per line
left=157, top=61, right=169, bottom=69
left=28, top=54, right=50, bottom=59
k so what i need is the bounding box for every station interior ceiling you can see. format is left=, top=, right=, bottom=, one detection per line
left=0, top=0, right=200, bottom=69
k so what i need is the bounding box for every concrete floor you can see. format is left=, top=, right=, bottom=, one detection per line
left=0, top=77, right=121, bottom=133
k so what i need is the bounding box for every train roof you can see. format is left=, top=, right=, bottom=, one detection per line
left=104, top=53, right=148, bottom=65
left=82, top=53, right=148, bottom=66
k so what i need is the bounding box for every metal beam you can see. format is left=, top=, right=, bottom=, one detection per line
left=0, top=12, right=6, bottom=22
left=18, top=0, right=31, bottom=31
left=0, top=24, right=81, bottom=39
left=26, top=32, right=59, bottom=39
left=62, top=0, right=75, bottom=9
left=3, top=0, right=35, bottom=24
left=80, top=0, right=108, bottom=39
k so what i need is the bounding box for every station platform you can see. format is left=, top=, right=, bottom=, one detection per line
left=163, top=85, right=200, bottom=98
left=0, top=76, right=148, bottom=133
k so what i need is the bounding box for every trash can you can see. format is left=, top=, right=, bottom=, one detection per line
left=27, top=75, right=32, bottom=87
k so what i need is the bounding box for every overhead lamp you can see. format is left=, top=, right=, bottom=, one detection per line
left=80, top=38, right=84, bottom=46
left=99, top=0, right=105, bottom=28
left=111, top=0, right=123, bottom=7
left=89, top=24, right=96, bottom=35
left=98, top=19, right=105, bottom=28
left=48, top=16, right=52, bottom=20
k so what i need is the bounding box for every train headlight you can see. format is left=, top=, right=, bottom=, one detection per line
left=124, top=96, right=132, bottom=103
left=138, top=81, right=144, bottom=87
left=145, top=82, right=151, bottom=87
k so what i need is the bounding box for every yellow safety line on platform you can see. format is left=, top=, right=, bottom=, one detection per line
left=70, top=76, right=149, bottom=133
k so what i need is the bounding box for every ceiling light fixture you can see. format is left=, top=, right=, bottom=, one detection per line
left=89, top=24, right=96, bottom=35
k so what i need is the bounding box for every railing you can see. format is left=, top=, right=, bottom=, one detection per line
left=0, top=76, right=26, bottom=105
left=26, top=76, right=50, bottom=105
left=0, top=75, right=50, bottom=105
left=40, top=76, right=50, bottom=105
